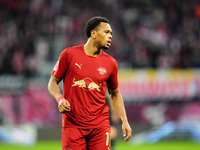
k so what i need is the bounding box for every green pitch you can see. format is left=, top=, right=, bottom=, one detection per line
left=0, top=140, right=199, bottom=150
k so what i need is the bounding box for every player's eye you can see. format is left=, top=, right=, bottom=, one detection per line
left=105, top=31, right=112, bottom=35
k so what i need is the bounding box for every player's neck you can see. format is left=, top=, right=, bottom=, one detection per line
left=84, top=40, right=101, bottom=57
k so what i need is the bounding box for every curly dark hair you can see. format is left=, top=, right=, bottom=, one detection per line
left=84, top=16, right=109, bottom=38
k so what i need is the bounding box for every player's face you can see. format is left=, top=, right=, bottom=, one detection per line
left=94, top=22, right=112, bottom=49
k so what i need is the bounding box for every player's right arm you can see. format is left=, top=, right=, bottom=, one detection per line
left=48, top=75, right=71, bottom=113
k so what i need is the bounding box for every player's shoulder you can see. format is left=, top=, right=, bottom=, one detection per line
left=102, top=51, right=117, bottom=64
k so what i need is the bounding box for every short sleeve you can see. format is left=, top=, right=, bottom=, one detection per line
left=51, top=49, right=68, bottom=79
left=107, top=59, right=119, bottom=89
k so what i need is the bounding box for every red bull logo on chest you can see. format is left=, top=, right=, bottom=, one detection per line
left=72, top=78, right=101, bottom=92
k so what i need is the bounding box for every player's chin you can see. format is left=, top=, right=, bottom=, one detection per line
left=102, top=45, right=109, bottom=50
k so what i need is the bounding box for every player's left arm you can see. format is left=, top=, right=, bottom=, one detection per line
left=108, top=88, right=132, bottom=142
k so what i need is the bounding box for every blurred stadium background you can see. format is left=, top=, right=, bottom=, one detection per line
left=0, top=0, right=200, bottom=149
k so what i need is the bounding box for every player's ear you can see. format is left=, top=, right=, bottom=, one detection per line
left=91, top=30, right=97, bottom=39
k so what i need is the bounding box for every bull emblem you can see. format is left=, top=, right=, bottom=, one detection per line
left=72, top=78, right=86, bottom=88
left=88, top=82, right=101, bottom=92
left=72, top=78, right=101, bottom=92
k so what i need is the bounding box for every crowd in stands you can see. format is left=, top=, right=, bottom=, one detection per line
left=0, top=0, right=200, bottom=77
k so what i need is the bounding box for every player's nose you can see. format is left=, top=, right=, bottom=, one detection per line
left=109, top=33, right=112, bottom=39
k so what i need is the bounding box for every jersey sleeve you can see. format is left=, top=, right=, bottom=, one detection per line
left=107, top=59, right=119, bottom=89
left=51, top=49, right=68, bottom=79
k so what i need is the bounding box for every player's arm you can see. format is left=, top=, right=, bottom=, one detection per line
left=48, top=75, right=71, bottom=113
left=108, top=88, right=132, bottom=142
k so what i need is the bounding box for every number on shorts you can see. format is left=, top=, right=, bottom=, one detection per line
left=105, top=132, right=110, bottom=146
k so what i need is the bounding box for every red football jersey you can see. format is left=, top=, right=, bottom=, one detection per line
left=52, top=45, right=118, bottom=128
